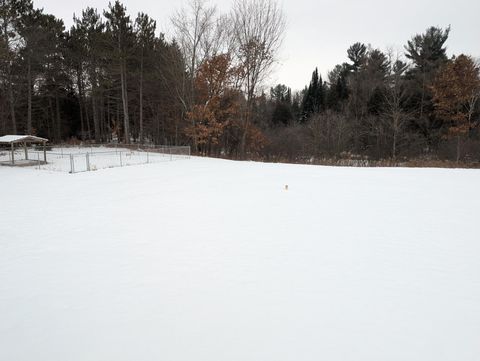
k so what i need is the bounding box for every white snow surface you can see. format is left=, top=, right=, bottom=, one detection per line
left=0, top=134, right=48, bottom=143
left=1, top=157, right=480, bottom=361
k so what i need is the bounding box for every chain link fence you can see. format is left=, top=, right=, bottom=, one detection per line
left=0, top=144, right=191, bottom=173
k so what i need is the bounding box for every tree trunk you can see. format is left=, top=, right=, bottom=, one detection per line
left=48, top=96, right=54, bottom=140
left=0, top=100, right=6, bottom=134
left=55, top=90, right=61, bottom=141
left=8, top=77, right=16, bottom=134
left=240, top=94, right=253, bottom=158
left=456, top=135, right=461, bottom=164
left=3, top=21, right=16, bottom=134
left=27, top=56, right=33, bottom=134
left=92, top=93, right=101, bottom=142
left=116, top=98, right=121, bottom=141
left=76, top=68, right=85, bottom=140
left=392, top=115, right=398, bottom=161
left=120, top=59, right=130, bottom=144
left=106, top=97, right=111, bottom=142
left=85, top=99, right=91, bottom=140
left=393, top=131, right=397, bottom=161
left=100, top=92, right=105, bottom=141
left=420, top=70, right=425, bottom=120
left=139, top=49, right=144, bottom=144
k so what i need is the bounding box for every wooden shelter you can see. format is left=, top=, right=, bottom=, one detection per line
left=0, top=135, right=48, bottom=165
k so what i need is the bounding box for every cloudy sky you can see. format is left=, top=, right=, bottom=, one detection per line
left=35, top=0, right=480, bottom=90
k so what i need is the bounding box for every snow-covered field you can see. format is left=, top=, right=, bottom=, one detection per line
left=1, top=157, right=480, bottom=361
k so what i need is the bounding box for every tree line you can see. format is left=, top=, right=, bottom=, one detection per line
left=1, top=0, right=479, bottom=162
left=264, top=28, right=480, bottom=163
left=1, top=0, right=188, bottom=146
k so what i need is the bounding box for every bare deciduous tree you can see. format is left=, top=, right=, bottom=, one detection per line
left=308, top=111, right=352, bottom=156
left=382, top=51, right=410, bottom=159
left=171, top=0, right=218, bottom=106
left=171, top=0, right=230, bottom=150
left=230, top=0, right=285, bottom=156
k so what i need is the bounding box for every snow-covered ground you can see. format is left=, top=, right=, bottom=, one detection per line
left=1, top=157, right=480, bottom=361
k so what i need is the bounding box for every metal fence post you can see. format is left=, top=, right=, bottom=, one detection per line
left=70, top=154, right=75, bottom=174
left=37, top=153, right=40, bottom=170
left=120, top=152, right=123, bottom=167
left=147, top=151, right=149, bottom=164
left=86, top=153, right=90, bottom=171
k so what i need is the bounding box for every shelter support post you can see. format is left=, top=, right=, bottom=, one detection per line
left=43, top=142, right=47, bottom=163
left=11, top=143, right=14, bottom=165
left=24, top=142, right=28, bottom=160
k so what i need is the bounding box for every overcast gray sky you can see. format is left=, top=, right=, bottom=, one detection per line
left=36, top=0, right=480, bottom=90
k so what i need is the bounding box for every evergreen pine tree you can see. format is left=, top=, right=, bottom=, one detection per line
left=301, top=67, right=325, bottom=120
